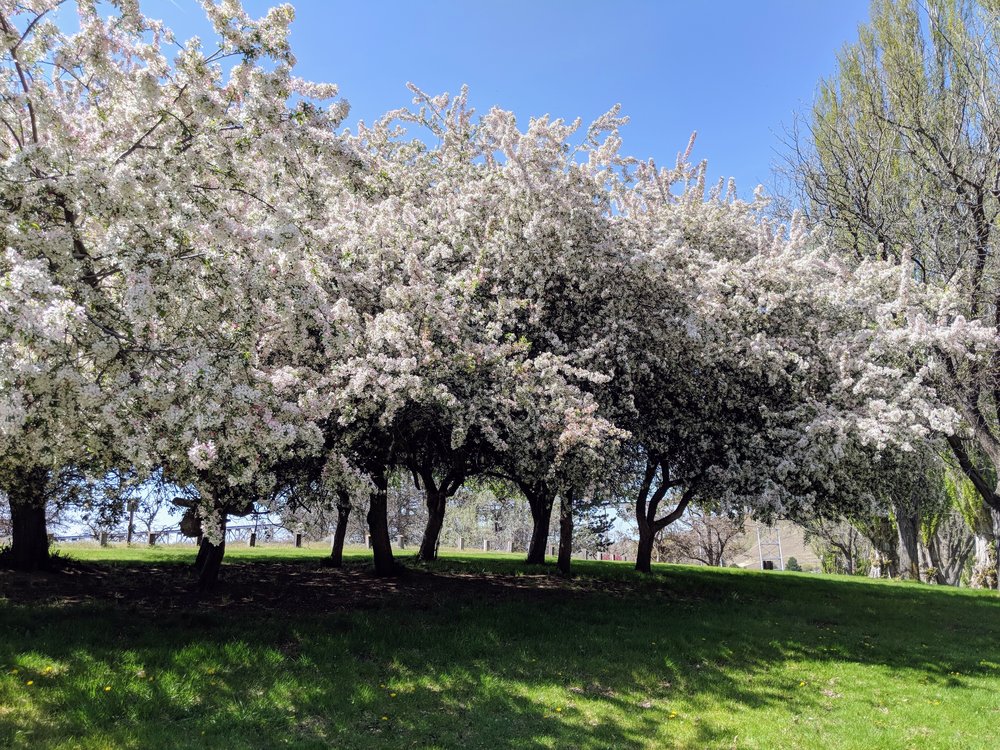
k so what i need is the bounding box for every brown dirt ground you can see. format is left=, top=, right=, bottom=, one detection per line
left=0, top=558, right=647, bottom=615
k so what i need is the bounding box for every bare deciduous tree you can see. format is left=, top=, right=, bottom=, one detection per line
left=655, top=507, right=749, bottom=567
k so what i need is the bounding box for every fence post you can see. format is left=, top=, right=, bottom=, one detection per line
left=548, top=544, right=555, bottom=557
left=396, top=535, right=404, bottom=549
left=99, top=531, right=108, bottom=548
left=365, top=534, right=372, bottom=549
left=294, top=533, right=303, bottom=548
left=249, top=532, right=257, bottom=548
left=148, top=532, right=157, bottom=546
left=457, top=536, right=464, bottom=551
left=505, top=540, right=513, bottom=553
left=483, top=538, right=490, bottom=552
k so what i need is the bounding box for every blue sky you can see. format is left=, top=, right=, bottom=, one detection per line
left=143, top=0, right=869, bottom=197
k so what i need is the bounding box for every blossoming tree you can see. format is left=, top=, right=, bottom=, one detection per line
left=0, top=0, right=350, bottom=581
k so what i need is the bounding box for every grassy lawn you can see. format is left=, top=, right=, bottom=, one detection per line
left=1, top=546, right=998, bottom=749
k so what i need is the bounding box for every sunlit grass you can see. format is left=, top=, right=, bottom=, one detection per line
left=54, top=541, right=535, bottom=564
left=2, top=548, right=998, bottom=749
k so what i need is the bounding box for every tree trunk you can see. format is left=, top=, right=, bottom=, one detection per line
left=839, top=540, right=856, bottom=575
left=921, top=539, right=943, bottom=585
left=195, top=514, right=227, bottom=590
left=126, top=504, right=136, bottom=546
left=4, top=468, right=50, bottom=571
left=635, top=524, right=654, bottom=573
left=631, top=458, right=695, bottom=574
left=970, top=533, right=998, bottom=589
left=970, top=507, right=1000, bottom=589
left=524, top=485, right=554, bottom=564
left=195, top=537, right=226, bottom=590
left=635, top=514, right=656, bottom=573
left=418, top=488, right=447, bottom=562
left=367, top=468, right=396, bottom=576
left=895, top=509, right=921, bottom=581
left=557, top=491, right=573, bottom=575
left=993, top=507, right=1000, bottom=590
left=329, top=492, right=351, bottom=568
left=948, top=437, right=1000, bottom=589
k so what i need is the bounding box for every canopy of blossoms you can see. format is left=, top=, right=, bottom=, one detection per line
left=2, top=1, right=993, bottom=581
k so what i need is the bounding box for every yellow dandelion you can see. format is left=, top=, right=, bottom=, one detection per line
left=381, top=716, right=388, bottom=721
left=799, top=681, right=806, bottom=687
left=26, top=680, right=33, bottom=686
left=555, top=707, right=562, bottom=712
left=390, top=693, right=396, bottom=698
left=104, top=686, right=112, bottom=692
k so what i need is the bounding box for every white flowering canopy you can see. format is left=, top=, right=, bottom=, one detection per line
left=3, top=1, right=983, bottom=564
left=0, top=0, right=352, bottom=536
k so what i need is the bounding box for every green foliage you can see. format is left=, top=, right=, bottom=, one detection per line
left=819, top=549, right=841, bottom=574
left=947, top=466, right=991, bottom=535
left=785, top=556, right=802, bottom=572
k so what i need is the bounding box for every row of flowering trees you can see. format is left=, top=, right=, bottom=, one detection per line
left=2, top=1, right=996, bottom=587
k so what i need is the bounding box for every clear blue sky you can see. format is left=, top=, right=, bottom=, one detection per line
left=141, top=0, right=870, bottom=197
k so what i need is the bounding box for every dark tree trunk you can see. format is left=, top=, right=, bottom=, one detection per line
left=635, top=524, right=654, bottom=574
left=4, top=468, right=50, bottom=572
left=895, top=508, right=921, bottom=581
left=194, top=513, right=227, bottom=590
left=416, top=466, right=464, bottom=562
left=557, top=491, right=574, bottom=575
left=195, top=537, right=226, bottom=590
left=418, top=488, right=447, bottom=562
left=633, top=457, right=695, bottom=574
left=524, top=483, right=554, bottom=564
left=329, top=491, right=351, bottom=568
left=367, top=467, right=396, bottom=576
left=635, top=456, right=663, bottom=574
left=126, top=504, right=136, bottom=545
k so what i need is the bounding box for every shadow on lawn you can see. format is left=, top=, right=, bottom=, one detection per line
left=0, top=557, right=998, bottom=749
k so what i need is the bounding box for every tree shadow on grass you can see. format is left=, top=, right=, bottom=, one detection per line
left=0, top=558, right=998, bottom=748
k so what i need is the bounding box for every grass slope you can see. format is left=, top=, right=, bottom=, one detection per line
left=1, top=545, right=998, bottom=749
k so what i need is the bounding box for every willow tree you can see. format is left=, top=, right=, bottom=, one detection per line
left=795, top=0, right=1000, bottom=586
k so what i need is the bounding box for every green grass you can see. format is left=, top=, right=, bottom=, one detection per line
left=1, top=546, right=998, bottom=749
left=57, top=541, right=366, bottom=564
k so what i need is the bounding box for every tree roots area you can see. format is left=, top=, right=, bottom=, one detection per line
left=1, top=547, right=998, bottom=750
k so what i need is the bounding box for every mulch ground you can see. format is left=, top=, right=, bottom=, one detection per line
left=0, top=558, right=645, bottom=615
